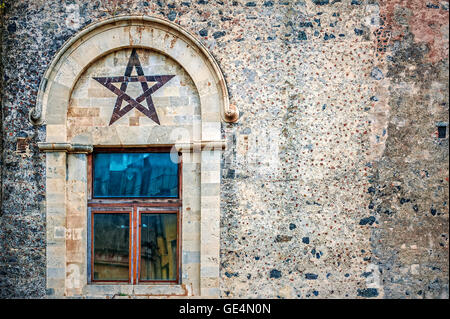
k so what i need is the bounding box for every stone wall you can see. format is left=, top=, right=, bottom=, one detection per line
left=0, top=0, right=448, bottom=298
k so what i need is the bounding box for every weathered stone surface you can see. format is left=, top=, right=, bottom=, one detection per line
left=0, top=0, right=448, bottom=299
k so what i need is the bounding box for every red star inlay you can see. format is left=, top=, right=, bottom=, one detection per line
left=93, top=48, right=174, bottom=125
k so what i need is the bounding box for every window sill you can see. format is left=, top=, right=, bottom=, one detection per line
left=83, top=284, right=189, bottom=297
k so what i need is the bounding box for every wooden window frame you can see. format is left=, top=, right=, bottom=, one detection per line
left=137, top=209, right=180, bottom=284
left=90, top=209, right=132, bottom=284
left=87, top=147, right=182, bottom=285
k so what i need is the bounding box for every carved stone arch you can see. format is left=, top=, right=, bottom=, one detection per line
left=32, top=15, right=238, bottom=128
left=36, top=16, right=234, bottom=298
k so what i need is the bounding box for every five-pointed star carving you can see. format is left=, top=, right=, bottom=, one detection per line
left=93, top=48, right=174, bottom=125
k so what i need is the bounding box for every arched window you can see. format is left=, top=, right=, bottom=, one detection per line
left=35, top=16, right=237, bottom=298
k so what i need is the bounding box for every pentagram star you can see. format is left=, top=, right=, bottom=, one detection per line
left=93, top=48, right=174, bottom=125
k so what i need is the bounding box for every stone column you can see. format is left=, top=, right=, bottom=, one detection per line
left=40, top=143, right=92, bottom=298
left=181, top=150, right=201, bottom=296
left=45, top=151, right=67, bottom=298
left=65, top=153, right=88, bottom=297
left=200, top=148, right=221, bottom=297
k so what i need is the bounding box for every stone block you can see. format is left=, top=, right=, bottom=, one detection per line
left=201, top=171, right=220, bottom=184
left=47, top=267, right=65, bottom=280
left=182, top=251, right=201, bottom=264
left=201, top=183, right=220, bottom=196
left=200, top=266, right=219, bottom=278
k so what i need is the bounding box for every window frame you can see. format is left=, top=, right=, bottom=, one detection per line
left=90, top=147, right=182, bottom=200
left=90, top=209, right=133, bottom=284
left=137, top=209, right=180, bottom=284
left=87, top=147, right=182, bottom=285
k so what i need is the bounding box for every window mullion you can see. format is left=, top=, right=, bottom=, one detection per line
left=136, top=206, right=140, bottom=285
left=132, top=205, right=137, bottom=285
left=129, top=210, right=133, bottom=285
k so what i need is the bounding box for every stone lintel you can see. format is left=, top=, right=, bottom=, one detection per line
left=38, top=141, right=226, bottom=153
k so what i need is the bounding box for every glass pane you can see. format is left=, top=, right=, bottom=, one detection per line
left=93, top=213, right=129, bottom=281
left=93, top=153, right=179, bottom=198
left=140, top=213, right=177, bottom=281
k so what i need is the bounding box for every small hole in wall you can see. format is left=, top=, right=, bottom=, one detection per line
left=437, top=125, right=447, bottom=139
left=16, top=137, right=28, bottom=153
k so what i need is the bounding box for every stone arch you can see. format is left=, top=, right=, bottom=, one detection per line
left=31, top=15, right=238, bottom=131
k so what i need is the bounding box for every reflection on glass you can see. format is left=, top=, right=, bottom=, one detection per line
left=93, top=153, right=178, bottom=198
left=140, top=213, right=177, bottom=281
left=93, top=213, right=129, bottom=281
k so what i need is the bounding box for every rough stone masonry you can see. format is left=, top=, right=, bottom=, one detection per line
left=0, top=0, right=448, bottom=298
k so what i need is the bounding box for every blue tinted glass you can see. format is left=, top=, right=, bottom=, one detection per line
left=93, top=153, right=178, bottom=198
